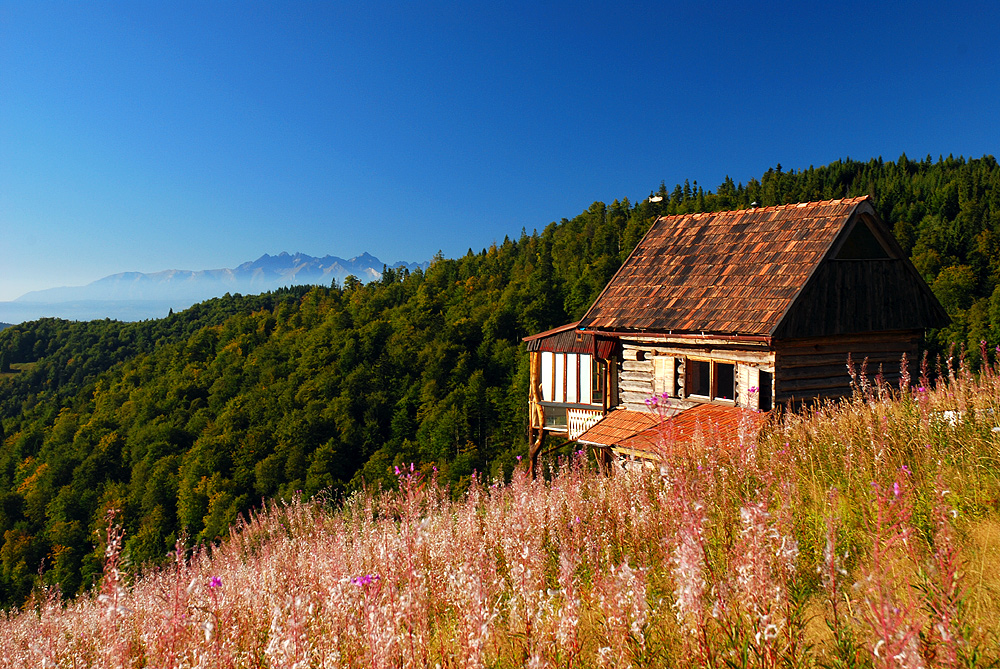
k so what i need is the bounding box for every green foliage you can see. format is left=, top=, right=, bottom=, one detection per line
left=0, top=154, right=997, bottom=606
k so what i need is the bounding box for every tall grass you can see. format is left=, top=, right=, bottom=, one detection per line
left=2, top=354, right=1000, bottom=667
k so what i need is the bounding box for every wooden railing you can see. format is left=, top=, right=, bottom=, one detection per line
left=567, top=408, right=603, bottom=440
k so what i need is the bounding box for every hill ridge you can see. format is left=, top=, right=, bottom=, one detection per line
left=1, top=252, right=428, bottom=322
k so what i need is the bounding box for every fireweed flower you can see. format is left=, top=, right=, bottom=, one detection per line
left=209, top=576, right=222, bottom=589
left=351, top=574, right=380, bottom=587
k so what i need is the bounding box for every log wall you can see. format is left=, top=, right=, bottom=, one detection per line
left=619, top=340, right=774, bottom=411
left=773, top=329, right=923, bottom=404
left=619, top=346, right=654, bottom=411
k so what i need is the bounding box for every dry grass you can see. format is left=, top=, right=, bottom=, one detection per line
left=967, top=520, right=1000, bottom=629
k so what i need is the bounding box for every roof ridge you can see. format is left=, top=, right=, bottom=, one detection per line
left=668, top=195, right=870, bottom=220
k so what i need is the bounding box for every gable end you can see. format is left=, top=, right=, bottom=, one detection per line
left=832, top=215, right=895, bottom=259
left=771, top=203, right=949, bottom=338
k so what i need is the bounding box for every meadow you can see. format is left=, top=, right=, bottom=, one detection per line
left=1, top=351, right=999, bottom=668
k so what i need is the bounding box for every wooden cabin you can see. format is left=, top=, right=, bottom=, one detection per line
left=525, top=196, right=949, bottom=469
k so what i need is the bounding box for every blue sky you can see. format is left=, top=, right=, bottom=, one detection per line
left=1, top=1, right=998, bottom=301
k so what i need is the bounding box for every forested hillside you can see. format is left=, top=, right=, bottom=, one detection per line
left=0, top=153, right=997, bottom=606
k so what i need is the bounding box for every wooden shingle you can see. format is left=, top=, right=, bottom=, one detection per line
left=578, top=196, right=948, bottom=337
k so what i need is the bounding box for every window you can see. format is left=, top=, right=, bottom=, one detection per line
left=591, top=357, right=604, bottom=404
left=688, top=360, right=711, bottom=397
left=758, top=370, right=773, bottom=411
left=538, top=352, right=601, bottom=406
left=566, top=355, right=578, bottom=404
left=541, top=351, right=554, bottom=402
left=556, top=354, right=565, bottom=401
left=579, top=356, right=592, bottom=405
left=715, top=363, right=735, bottom=401
left=544, top=407, right=567, bottom=429
left=686, top=358, right=736, bottom=404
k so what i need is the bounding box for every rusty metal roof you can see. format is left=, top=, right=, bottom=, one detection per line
left=613, top=403, right=767, bottom=456
left=575, top=409, right=660, bottom=446
left=523, top=320, right=618, bottom=359
left=579, top=197, right=874, bottom=336
left=523, top=321, right=581, bottom=342
left=576, top=403, right=770, bottom=458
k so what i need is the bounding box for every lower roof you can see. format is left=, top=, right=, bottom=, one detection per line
left=614, top=404, right=766, bottom=457
left=578, top=403, right=769, bottom=459
left=575, top=409, right=659, bottom=446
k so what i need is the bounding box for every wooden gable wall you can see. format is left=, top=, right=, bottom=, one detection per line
left=773, top=259, right=948, bottom=339
left=772, top=212, right=948, bottom=339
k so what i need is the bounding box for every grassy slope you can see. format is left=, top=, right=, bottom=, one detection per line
left=1, top=358, right=999, bottom=667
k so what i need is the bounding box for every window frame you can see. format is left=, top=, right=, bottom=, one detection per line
left=758, top=369, right=773, bottom=411
left=714, top=361, right=736, bottom=402
left=539, top=352, right=603, bottom=409
left=683, top=356, right=737, bottom=406
left=686, top=358, right=712, bottom=399
left=591, top=356, right=604, bottom=405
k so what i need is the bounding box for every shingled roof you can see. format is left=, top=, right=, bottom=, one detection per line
left=578, top=196, right=948, bottom=338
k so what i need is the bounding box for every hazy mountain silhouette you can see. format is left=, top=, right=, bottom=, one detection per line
left=1, top=252, right=427, bottom=323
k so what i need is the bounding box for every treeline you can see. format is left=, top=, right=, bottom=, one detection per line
left=0, top=153, right=997, bottom=606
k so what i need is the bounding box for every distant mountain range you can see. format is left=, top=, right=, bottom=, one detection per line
left=0, top=252, right=428, bottom=323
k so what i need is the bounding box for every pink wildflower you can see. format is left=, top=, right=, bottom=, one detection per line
left=351, top=574, right=381, bottom=587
